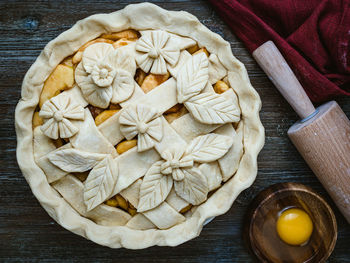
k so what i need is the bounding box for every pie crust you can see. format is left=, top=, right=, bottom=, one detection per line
left=15, top=3, right=264, bottom=248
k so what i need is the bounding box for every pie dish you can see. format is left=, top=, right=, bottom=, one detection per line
left=15, top=3, right=264, bottom=249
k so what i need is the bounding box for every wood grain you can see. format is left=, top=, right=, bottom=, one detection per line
left=289, top=101, right=350, bottom=223
left=0, top=1, right=349, bottom=262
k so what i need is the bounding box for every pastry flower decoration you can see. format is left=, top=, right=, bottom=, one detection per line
left=137, top=133, right=233, bottom=212
left=160, top=149, right=194, bottom=181
left=177, top=52, right=241, bottom=124
left=39, top=95, right=85, bottom=139
left=48, top=148, right=118, bottom=211
left=135, top=30, right=180, bottom=74
left=119, top=104, right=163, bottom=152
left=75, top=42, right=136, bottom=108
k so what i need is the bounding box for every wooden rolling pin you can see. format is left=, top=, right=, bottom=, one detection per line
left=253, top=41, right=350, bottom=223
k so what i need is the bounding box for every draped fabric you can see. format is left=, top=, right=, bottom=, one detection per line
left=208, top=0, right=350, bottom=102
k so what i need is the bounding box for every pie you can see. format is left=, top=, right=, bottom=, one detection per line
left=15, top=3, right=264, bottom=248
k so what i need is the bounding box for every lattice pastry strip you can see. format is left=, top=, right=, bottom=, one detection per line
left=214, top=122, right=244, bottom=182
left=126, top=213, right=156, bottom=230
left=37, top=143, right=71, bottom=183
left=98, top=77, right=177, bottom=146
left=53, top=175, right=131, bottom=226
left=33, top=127, right=56, bottom=161
left=70, top=109, right=117, bottom=156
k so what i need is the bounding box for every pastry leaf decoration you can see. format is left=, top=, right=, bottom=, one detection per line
left=39, top=95, right=85, bottom=139
left=119, top=104, right=163, bottom=152
left=176, top=52, right=209, bottom=103
left=137, top=161, right=173, bottom=212
left=48, top=148, right=107, bottom=173
left=174, top=167, right=208, bottom=205
left=175, top=52, right=240, bottom=125
left=83, top=155, right=119, bottom=211
left=135, top=30, right=180, bottom=74
left=184, top=92, right=240, bottom=124
left=185, top=134, right=233, bottom=163
left=75, top=43, right=136, bottom=108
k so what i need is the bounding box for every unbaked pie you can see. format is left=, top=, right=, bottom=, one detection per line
left=15, top=3, right=264, bottom=248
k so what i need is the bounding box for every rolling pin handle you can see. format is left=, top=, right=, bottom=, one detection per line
left=252, top=41, right=316, bottom=120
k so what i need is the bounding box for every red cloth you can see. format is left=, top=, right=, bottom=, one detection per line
left=208, top=0, right=350, bottom=102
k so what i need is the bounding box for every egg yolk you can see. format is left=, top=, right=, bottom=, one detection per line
left=276, top=208, right=313, bottom=246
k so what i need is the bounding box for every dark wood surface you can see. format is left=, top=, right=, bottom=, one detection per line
left=1, top=1, right=349, bottom=262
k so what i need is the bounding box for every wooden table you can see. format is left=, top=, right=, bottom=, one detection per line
left=1, top=1, right=349, bottom=262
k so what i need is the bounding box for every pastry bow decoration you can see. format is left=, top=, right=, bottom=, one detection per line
left=135, top=30, right=180, bottom=75
left=119, top=104, right=163, bottom=152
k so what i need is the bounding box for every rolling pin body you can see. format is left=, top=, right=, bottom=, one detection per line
left=253, top=41, right=350, bottom=223
left=289, top=101, right=350, bottom=222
